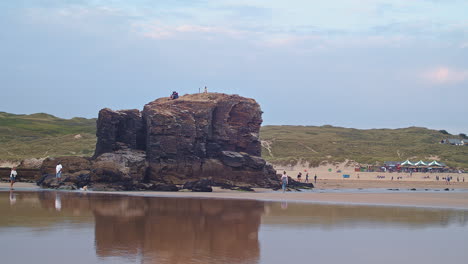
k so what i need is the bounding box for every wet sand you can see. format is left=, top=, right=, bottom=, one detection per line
left=2, top=181, right=468, bottom=210
left=312, top=178, right=468, bottom=189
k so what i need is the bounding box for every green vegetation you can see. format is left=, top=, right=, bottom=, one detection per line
left=1, top=112, right=467, bottom=169
left=0, top=112, right=96, bottom=160
left=260, top=125, right=468, bottom=168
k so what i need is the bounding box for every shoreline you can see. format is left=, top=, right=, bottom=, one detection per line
left=2, top=181, right=468, bottom=210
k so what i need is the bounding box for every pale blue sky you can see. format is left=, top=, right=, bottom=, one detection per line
left=1, top=0, right=467, bottom=133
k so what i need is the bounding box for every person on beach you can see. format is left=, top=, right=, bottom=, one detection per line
left=56, top=163, right=63, bottom=180
left=305, top=173, right=309, bottom=183
left=297, top=172, right=302, bottom=182
left=281, top=171, right=288, bottom=193
left=10, top=167, right=17, bottom=190
left=314, top=174, right=317, bottom=183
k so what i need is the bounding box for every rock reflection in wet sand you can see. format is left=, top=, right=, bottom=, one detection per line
left=1, top=191, right=468, bottom=264
left=93, top=196, right=263, bottom=264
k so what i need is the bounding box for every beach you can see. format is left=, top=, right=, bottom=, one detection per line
left=277, top=161, right=467, bottom=181
left=3, top=178, right=468, bottom=210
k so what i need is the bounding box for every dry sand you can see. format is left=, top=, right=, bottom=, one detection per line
left=2, top=180, right=468, bottom=210
left=276, top=161, right=467, bottom=183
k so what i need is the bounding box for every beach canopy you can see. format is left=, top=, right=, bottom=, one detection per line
left=428, top=160, right=442, bottom=166
left=414, top=160, right=427, bottom=166
left=400, top=160, right=414, bottom=166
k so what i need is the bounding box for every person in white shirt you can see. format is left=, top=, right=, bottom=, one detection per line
left=281, top=171, right=288, bottom=193
left=56, top=163, right=63, bottom=180
left=10, top=167, right=17, bottom=190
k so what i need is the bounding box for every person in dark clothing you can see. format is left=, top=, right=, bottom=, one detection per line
left=170, top=91, right=179, bottom=99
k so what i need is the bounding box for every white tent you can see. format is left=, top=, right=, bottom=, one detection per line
left=428, top=160, right=442, bottom=167
left=400, top=160, right=414, bottom=166
left=414, top=160, right=427, bottom=166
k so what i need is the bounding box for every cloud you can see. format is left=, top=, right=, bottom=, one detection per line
left=133, top=21, right=247, bottom=40
left=423, top=67, right=468, bottom=84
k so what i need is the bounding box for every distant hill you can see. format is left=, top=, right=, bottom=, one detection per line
left=1, top=112, right=467, bottom=168
left=260, top=125, right=468, bottom=168
left=0, top=112, right=96, bottom=160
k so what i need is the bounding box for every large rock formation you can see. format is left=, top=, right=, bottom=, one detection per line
left=92, top=93, right=279, bottom=189
left=37, top=93, right=313, bottom=191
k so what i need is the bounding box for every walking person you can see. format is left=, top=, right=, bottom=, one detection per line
left=305, top=173, right=309, bottom=183
left=10, top=167, right=17, bottom=190
left=297, top=172, right=302, bottom=182
left=314, top=174, right=317, bottom=184
left=281, top=171, right=288, bottom=193
left=56, top=163, right=63, bottom=181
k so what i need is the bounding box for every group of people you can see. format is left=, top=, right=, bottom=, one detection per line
left=170, top=87, right=209, bottom=100
left=295, top=172, right=317, bottom=183
left=280, top=171, right=317, bottom=193
left=8, top=163, right=63, bottom=190
left=440, top=176, right=465, bottom=184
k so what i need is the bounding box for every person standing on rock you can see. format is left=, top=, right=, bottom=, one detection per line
left=56, top=163, right=63, bottom=181
left=10, top=167, right=17, bottom=190
left=281, top=171, right=288, bottom=193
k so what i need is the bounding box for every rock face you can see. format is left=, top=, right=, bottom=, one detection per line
left=38, top=93, right=281, bottom=190
left=40, top=156, right=91, bottom=176
left=93, top=93, right=279, bottom=189
left=94, top=109, right=145, bottom=156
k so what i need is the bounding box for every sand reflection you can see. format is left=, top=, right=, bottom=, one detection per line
left=93, top=196, right=263, bottom=264
left=263, top=201, right=468, bottom=228
left=1, top=191, right=468, bottom=264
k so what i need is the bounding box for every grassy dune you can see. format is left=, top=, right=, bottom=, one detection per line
left=260, top=125, right=468, bottom=168
left=1, top=112, right=466, bottom=168
left=0, top=112, right=96, bottom=160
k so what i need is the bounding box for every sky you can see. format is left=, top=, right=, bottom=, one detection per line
left=1, top=0, right=467, bottom=133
